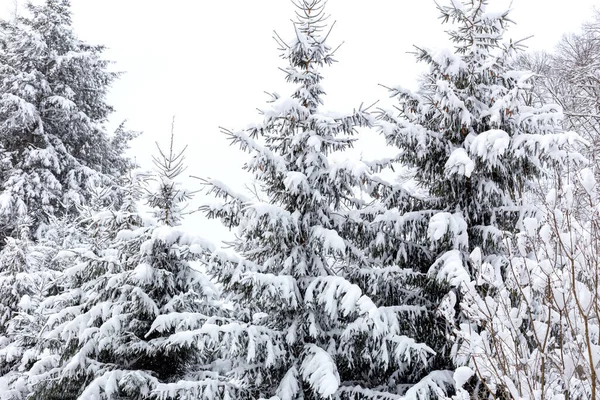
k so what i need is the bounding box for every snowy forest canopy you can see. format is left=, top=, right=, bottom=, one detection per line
left=1, top=0, right=600, bottom=399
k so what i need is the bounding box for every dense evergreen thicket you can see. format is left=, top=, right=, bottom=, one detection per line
left=0, top=0, right=598, bottom=399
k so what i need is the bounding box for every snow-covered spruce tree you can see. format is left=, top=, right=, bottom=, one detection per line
left=27, top=134, right=223, bottom=400
left=194, top=1, right=449, bottom=398
left=0, top=0, right=136, bottom=243
left=377, top=0, right=583, bottom=397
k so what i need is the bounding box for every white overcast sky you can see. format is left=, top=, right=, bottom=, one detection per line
left=3, top=0, right=599, bottom=242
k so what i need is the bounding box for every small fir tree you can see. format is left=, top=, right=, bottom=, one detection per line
left=26, top=133, right=222, bottom=400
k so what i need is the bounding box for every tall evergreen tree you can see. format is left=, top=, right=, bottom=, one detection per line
left=0, top=0, right=136, bottom=243
left=377, top=0, right=584, bottom=396
left=194, top=1, right=453, bottom=398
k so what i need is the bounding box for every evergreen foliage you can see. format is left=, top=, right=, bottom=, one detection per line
left=198, top=1, right=455, bottom=398
left=1, top=0, right=598, bottom=399
left=21, top=133, right=221, bottom=400
left=377, top=0, right=585, bottom=396
left=0, top=0, right=136, bottom=243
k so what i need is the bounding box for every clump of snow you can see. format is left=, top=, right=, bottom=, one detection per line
left=133, top=263, right=153, bottom=284
left=311, top=226, right=345, bottom=253
left=276, top=367, right=300, bottom=400
left=545, top=188, right=557, bottom=207
left=429, top=250, right=470, bottom=287
left=427, top=212, right=468, bottom=249
left=306, top=135, right=322, bottom=151
left=445, top=148, right=475, bottom=178
left=579, top=168, right=596, bottom=196
left=469, top=129, right=510, bottom=165
left=431, top=47, right=466, bottom=76
left=428, top=213, right=450, bottom=241
left=329, top=159, right=368, bottom=181
left=453, top=366, right=474, bottom=388
left=523, top=217, right=538, bottom=237
left=469, top=247, right=482, bottom=266
left=283, top=171, right=309, bottom=195
left=300, top=345, right=340, bottom=397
